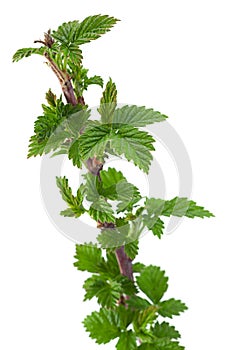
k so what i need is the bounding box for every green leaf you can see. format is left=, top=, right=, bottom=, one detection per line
left=145, top=197, right=214, bottom=219
left=98, top=78, right=117, bottom=123
left=83, top=308, right=121, bottom=344
left=111, top=125, right=155, bottom=173
left=133, top=262, right=146, bottom=273
left=134, top=305, right=158, bottom=331
left=158, top=298, right=188, bottom=318
left=150, top=218, right=165, bottom=238
left=83, top=275, right=121, bottom=307
left=56, top=177, right=85, bottom=217
left=118, top=305, right=136, bottom=329
left=98, top=220, right=143, bottom=248
left=84, top=75, right=104, bottom=89
left=138, top=342, right=184, bottom=350
left=12, top=46, right=46, bottom=62
left=83, top=172, right=100, bottom=202
left=113, top=105, right=168, bottom=127
left=116, top=275, right=138, bottom=296
left=68, top=140, right=82, bottom=167
left=27, top=99, right=84, bottom=158
left=100, top=167, right=141, bottom=212
left=136, top=265, right=168, bottom=304
left=116, top=330, right=137, bottom=350
left=89, top=196, right=115, bottom=223
left=162, top=197, right=214, bottom=218
left=124, top=240, right=139, bottom=260
left=127, top=296, right=151, bottom=310
left=52, top=15, right=119, bottom=47
left=152, top=322, right=181, bottom=340
left=79, top=124, right=111, bottom=159
left=74, top=15, right=119, bottom=45
left=74, top=244, right=105, bottom=273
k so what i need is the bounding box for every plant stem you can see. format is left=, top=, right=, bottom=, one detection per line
left=115, top=246, right=134, bottom=281
left=48, top=60, right=134, bottom=285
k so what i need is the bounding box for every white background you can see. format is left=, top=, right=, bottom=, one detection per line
left=1, top=0, right=232, bottom=349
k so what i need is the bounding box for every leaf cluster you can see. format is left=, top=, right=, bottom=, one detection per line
left=74, top=244, right=187, bottom=349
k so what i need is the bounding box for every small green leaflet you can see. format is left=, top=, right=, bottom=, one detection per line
left=98, top=78, right=117, bottom=123
left=83, top=308, right=121, bottom=344
left=152, top=322, right=181, bottom=340
left=138, top=341, right=185, bottom=350
left=116, top=330, right=137, bottom=350
left=52, top=15, right=119, bottom=46
left=56, top=176, right=85, bottom=217
left=158, top=299, right=188, bottom=318
left=113, top=105, right=168, bottom=127
left=162, top=197, right=214, bottom=218
left=83, top=275, right=122, bottom=308
left=89, top=196, right=116, bottom=223
left=136, top=265, right=168, bottom=304
left=124, top=240, right=139, bottom=260
left=79, top=124, right=111, bottom=159
left=12, top=46, right=46, bottom=62
left=74, top=244, right=105, bottom=273
left=145, top=197, right=214, bottom=219
left=99, top=167, right=141, bottom=212
left=111, top=125, right=155, bottom=173
left=134, top=305, right=158, bottom=331
left=83, top=75, right=104, bottom=90
left=68, top=140, right=82, bottom=167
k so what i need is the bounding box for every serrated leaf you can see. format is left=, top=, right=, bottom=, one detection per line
left=134, top=305, right=158, bottom=331
left=162, top=197, right=214, bottom=218
left=89, top=197, right=115, bottom=223
left=83, top=308, right=121, bottom=344
left=158, top=299, right=188, bottom=318
left=116, top=275, right=138, bottom=296
left=98, top=78, right=117, bottom=123
left=111, top=125, right=155, bottom=173
left=74, top=15, right=119, bottom=45
left=79, top=124, right=111, bottom=159
left=84, top=75, right=104, bottom=89
left=133, top=262, right=146, bottom=273
left=12, top=46, right=46, bottom=62
left=127, top=295, right=151, bottom=310
left=83, top=275, right=121, bottom=307
left=56, top=176, right=85, bottom=217
left=152, top=322, right=181, bottom=340
left=27, top=99, right=84, bottom=158
left=124, top=240, right=139, bottom=260
left=113, top=105, right=168, bottom=127
left=99, top=167, right=141, bottom=212
left=138, top=342, right=184, bottom=350
left=145, top=197, right=214, bottom=220
left=68, top=140, right=82, bottom=167
left=116, top=330, right=137, bottom=350
left=136, top=265, right=168, bottom=304
left=74, top=244, right=105, bottom=273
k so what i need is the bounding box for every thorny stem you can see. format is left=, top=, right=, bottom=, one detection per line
left=46, top=52, right=134, bottom=291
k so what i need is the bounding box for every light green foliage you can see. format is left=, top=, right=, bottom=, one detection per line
left=136, top=266, right=168, bottom=304
left=56, top=176, right=85, bottom=217
left=113, top=105, right=168, bottom=127
left=99, top=78, right=118, bottom=123
left=12, top=47, right=46, bottom=62
left=52, top=15, right=119, bottom=46
left=16, top=14, right=214, bottom=350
